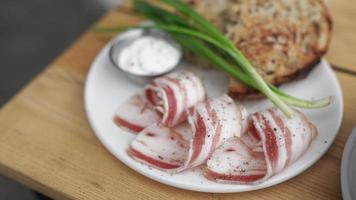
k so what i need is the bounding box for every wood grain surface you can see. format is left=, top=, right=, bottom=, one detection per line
left=327, top=0, right=356, bottom=71
left=0, top=1, right=355, bottom=199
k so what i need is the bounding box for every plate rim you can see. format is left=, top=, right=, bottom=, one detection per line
left=84, top=41, right=344, bottom=193
left=341, top=127, right=356, bottom=200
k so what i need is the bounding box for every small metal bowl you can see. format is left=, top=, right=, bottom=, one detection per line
left=108, top=29, right=182, bottom=85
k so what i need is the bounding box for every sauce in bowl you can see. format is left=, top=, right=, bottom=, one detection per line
left=118, top=35, right=181, bottom=75
left=109, top=29, right=182, bottom=84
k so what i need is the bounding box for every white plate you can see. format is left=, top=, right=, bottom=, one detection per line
left=341, top=127, right=356, bottom=200
left=84, top=34, right=343, bottom=193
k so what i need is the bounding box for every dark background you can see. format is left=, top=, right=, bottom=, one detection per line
left=0, top=0, right=118, bottom=199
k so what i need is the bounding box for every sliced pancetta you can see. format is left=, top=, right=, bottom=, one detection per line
left=145, top=70, right=206, bottom=127
left=128, top=123, right=189, bottom=169
left=128, top=95, right=248, bottom=171
left=114, top=70, right=206, bottom=133
left=113, top=93, right=161, bottom=133
left=206, top=108, right=317, bottom=184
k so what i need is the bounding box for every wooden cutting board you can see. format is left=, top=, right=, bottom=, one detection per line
left=0, top=1, right=355, bottom=199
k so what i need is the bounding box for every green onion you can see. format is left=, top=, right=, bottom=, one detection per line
left=171, top=34, right=333, bottom=109
left=158, top=0, right=295, bottom=117
left=95, top=0, right=333, bottom=116
left=134, top=0, right=194, bottom=29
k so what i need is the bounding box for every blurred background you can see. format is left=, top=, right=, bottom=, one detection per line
left=0, top=0, right=119, bottom=199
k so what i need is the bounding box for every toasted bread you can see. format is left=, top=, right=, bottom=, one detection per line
left=185, top=0, right=332, bottom=98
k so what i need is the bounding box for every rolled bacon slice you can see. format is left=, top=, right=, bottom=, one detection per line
left=114, top=70, right=206, bottom=133
left=128, top=95, right=248, bottom=171
left=128, top=124, right=189, bottom=169
left=113, top=93, right=161, bottom=133
left=145, top=70, right=206, bottom=127
left=205, top=108, right=317, bottom=184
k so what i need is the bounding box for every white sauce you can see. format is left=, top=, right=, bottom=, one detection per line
left=118, top=35, right=181, bottom=75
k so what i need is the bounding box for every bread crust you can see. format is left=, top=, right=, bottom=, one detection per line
left=185, top=0, right=333, bottom=98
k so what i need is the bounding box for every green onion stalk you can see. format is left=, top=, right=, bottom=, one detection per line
left=95, top=0, right=333, bottom=117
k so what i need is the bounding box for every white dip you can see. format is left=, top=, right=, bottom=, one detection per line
left=118, top=35, right=181, bottom=75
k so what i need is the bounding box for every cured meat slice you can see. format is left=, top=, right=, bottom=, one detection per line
left=145, top=70, right=206, bottom=127
left=113, top=93, right=161, bottom=133
left=205, top=137, right=267, bottom=183
left=128, top=124, right=189, bottom=169
left=114, top=71, right=206, bottom=133
left=206, top=108, right=317, bottom=184
left=128, top=95, right=247, bottom=171
left=182, top=95, right=247, bottom=170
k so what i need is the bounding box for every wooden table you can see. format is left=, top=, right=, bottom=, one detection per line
left=0, top=1, right=355, bottom=199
